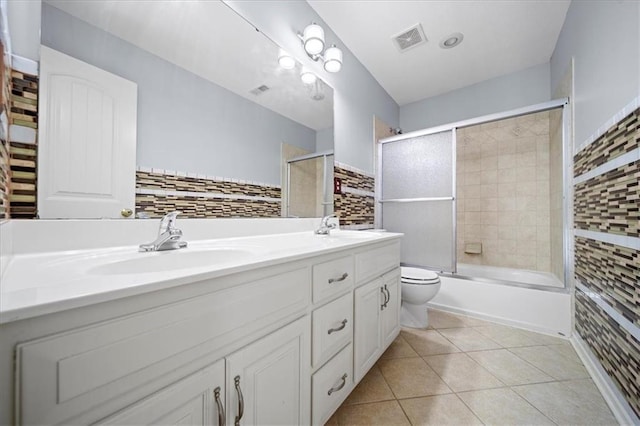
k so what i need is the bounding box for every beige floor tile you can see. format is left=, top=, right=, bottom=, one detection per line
left=513, top=379, right=617, bottom=425
left=437, top=328, right=502, bottom=352
left=343, top=365, right=395, bottom=405
left=545, top=341, right=581, bottom=363
left=510, top=345, right=589, bottom=380
left=423, top=352, right=504, bottom=392
left=427, top=309, right=491, bottom=329
left=458, top=387, right=555, bottom=425
left=377, top=357, right=452, bottom=399
left=325, top=411, right=339, bottom=425
left=380, top=334, right=419, bottom=359
left=399, top=394, right=483, bottom=425
left=400, top=328, right=461, bottom=356
left=473, top=324, right=565, bottom=348
left=334, top=400, right=410, bottom=425
left=468, top=349, right=553, bottom=385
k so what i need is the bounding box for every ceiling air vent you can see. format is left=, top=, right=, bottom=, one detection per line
left=249, top=85, right=270, bottom=96
left=392, top=24, right=427, bottom=52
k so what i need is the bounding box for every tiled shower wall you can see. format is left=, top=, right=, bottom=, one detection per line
left=573, top=104, right=639, bottom=418
left=456, top=110, right=555, bottom=273
left=0, top=43, right=10, bottom=220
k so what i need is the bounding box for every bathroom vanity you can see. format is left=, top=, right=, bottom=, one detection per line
left=0, top=220, right=401, bottom=425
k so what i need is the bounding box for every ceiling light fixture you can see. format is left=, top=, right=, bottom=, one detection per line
left=278, top=49, right=296, bottom=70
left=298, top=23, right=343, bottom=73
left=439, top=32, right=464, bottom=49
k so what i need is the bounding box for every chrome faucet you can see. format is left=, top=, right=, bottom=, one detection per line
left=139, top=211, right=188, bottom=252
left=315, top=214, right=338, bottom=235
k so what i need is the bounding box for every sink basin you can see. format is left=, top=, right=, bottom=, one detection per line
left=88, top=248, right=256, bottom=275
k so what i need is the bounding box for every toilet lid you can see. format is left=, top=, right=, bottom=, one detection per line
left=401, top=267, right=440, bottom=284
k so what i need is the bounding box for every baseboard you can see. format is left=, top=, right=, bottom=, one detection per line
left=570, top=335, right=639, bottom=426
left=427, top=302, right=569, bottom=338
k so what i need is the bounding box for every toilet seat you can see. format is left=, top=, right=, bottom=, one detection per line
left=401, top=267, right=440, bottom=285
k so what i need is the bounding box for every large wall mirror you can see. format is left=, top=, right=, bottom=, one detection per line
left=32, top=0, right=333, bottom=219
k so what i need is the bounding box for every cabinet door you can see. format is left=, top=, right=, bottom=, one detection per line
left=353, top=278, right=383, bottom=383
left=381, top=270, right=401, bottom=349
left=97, top=360, right=225, bottom=426
left=226, top=316, right=310, bottom=426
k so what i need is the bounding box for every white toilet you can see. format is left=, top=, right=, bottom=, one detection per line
left=400, top=266, right=441, bottom=328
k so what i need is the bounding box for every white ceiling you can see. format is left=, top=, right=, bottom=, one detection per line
left=44, top=0, right=333, bottom=131
left=308, top=0, right=571, bottom=106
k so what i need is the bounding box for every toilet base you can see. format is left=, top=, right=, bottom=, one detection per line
left=400, top=302, right=429, bottom=328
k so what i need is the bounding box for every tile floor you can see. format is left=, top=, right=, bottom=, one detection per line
left=326, top=308, right=618, bottom=425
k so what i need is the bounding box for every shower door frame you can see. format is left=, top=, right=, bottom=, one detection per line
left=285, top=150, right=334, bottom=218
left=377, top=98, right=571, bottom=289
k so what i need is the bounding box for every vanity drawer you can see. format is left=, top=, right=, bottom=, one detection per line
left=16, top=267, right=310, bottom=425
left=355, top=241, right=401, bottom=285
left=312, top=255, right=354, bottom=303
left=312, top=292, right=353, bottom=367
left=312, top=343, right=353, bottom=425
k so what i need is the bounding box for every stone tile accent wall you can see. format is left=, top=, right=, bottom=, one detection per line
left=575, top=289, right=640, bottom=417
left=574, top=106, right=640, bottom=419
left=0, top=44, right=10, bottom=220
left=456, top=110, right=554, bottom=272
left=575, top=236, right=639, bottom=326
left=574, top=109, right=638, bottom=177
left=136, top=170, right=281, bottom=218
left=574, top=160, right=639, bottom=237
left=8, top=69, right=38, bottom=218
left=334, top=163, right=375, bottom=227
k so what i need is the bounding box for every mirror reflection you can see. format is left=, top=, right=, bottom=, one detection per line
left=36, top=0, right=333, bottom=219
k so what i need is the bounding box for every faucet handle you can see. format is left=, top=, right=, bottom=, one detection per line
left=159, top=211, right=182, bottom=233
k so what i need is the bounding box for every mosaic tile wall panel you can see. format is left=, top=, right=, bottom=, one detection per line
left=9, top=70, right=38, bottom=218
left=574, top=108, right=639, bottom=177
left=0, top=43, right=10, bottom=219
left=574, top=102, right=640, bottom=420
left=8, top=142, right=37, bottom=218
left=136, top=170, right=281, bottom=218
left=575, top=289, right=640, bottom=418
left=574, top=160, right=639, bottom=237
left=334, top=165, right=375, bottom=227
left=575, top=236, right=640, bottom=326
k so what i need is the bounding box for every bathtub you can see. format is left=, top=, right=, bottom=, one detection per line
left=428, top=263, right=571, bottom=336
left=454, top=263, right=564, bottom=288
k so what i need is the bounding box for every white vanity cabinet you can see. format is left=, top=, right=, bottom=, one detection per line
left=97, top=360, right=226, bottom=426
left=353, top=260, right=401, bottom=383
left=225, top=316, right=310, bottom=426
left=6, top=235, right=401, bottom=426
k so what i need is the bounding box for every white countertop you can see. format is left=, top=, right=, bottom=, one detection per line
left=0, top=230, right=401, bottom=324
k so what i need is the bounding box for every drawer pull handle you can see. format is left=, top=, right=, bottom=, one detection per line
left=214, top=386, right=225, bottom=426
left=327, top=319, right=348, bottom=334
left=328, top=373, right=348, bottom=396
left=234, top=375, right=244, bottom=426
left=328, top=272, right=349, bottom=284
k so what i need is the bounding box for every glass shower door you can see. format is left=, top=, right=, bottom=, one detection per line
left=379, top=130, right=455, bottom=272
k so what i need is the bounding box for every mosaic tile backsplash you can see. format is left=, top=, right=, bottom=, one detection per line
left=574, top=107, right=640, bottom=419
left=333, top=163, right=375, bottom=227
left=136, top=170, right=281, bottom=218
